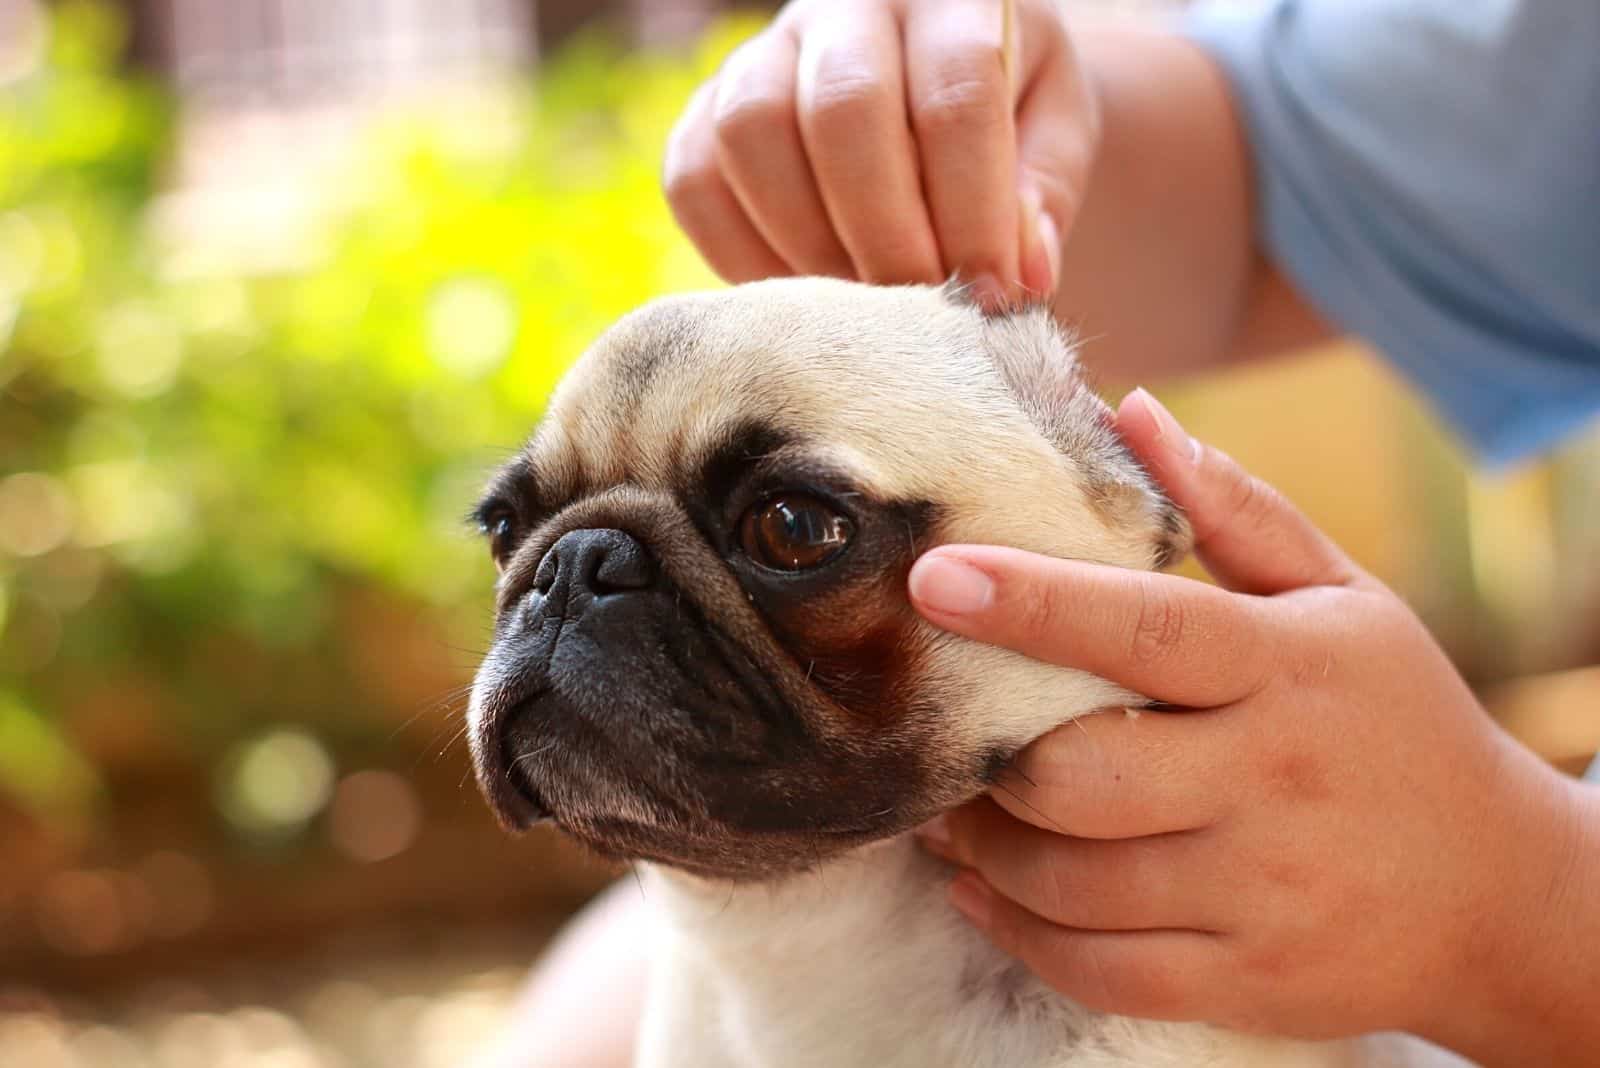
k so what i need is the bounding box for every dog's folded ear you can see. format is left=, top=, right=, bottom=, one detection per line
left=967, top=294, right=1194, bottom=571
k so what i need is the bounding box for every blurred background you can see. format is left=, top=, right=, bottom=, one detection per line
left=1, top=1, right=1597, bottom=1066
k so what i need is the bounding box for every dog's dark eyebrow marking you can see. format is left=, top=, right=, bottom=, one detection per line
left=691, top=420, right=794, bottom=508
left=467, top=454, right=545, bottom=532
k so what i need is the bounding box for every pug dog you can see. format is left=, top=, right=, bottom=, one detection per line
left=466, top=279, right=1467, bottom=1067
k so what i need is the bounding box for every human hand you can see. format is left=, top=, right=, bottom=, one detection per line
left=663, top=0, right=1097, bottom=308
left=907, top=390, right=1600, bottom=1063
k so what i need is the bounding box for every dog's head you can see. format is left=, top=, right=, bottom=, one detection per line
left=467, top=278, right=1188, bottom=880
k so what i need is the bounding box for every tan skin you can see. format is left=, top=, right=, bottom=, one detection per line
left=477, top=3, right=1600, bottom=1066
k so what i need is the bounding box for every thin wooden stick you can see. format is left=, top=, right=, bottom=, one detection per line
left=1000, top=0, right=1018, bottom=93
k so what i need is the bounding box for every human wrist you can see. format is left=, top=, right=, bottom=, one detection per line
left=1426, top=754, right=1600, bottom=1065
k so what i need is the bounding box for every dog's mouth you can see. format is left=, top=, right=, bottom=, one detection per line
left=497, top=725, right=552, bottom=826
left=470, top=657, right=567, bottom=831
left=551, top=807, right=902, bottom=882
left=471, top=666, right=933, bottom=880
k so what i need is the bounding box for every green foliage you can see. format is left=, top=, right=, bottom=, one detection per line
left=0, top=3, right=759, bottom=818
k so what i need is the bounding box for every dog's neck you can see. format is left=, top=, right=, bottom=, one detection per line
left=647, top=833, right=948, bottom=956
left=638, top=834, right=1087, bottom=1067
left=634, top=836, right=1425, bottom=1068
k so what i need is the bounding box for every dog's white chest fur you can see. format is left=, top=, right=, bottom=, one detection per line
left=634, top=838, right=1467, bottom=1068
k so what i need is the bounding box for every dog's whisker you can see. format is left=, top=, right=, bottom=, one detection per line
left=388, top=684, right=475, bottom=746
left=430, top=720, right=473, bottom=765
left=808, top=839, right=828, bottom=891
left=511, top=741, right=558, bottom=769
left=1002, top=759, right=1039, bottom=790
left=406, top=711, right=476, bottom=775
left=993, top=781, right=1068, bottom=836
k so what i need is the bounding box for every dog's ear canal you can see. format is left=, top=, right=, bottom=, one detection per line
left=1083, top=417, right=1195, bottom=572
left=1148, top=492, right=1194, bottom=570
left=975, top=305, right=1194, bottom=571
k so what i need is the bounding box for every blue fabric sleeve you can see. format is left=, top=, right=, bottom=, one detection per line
left=1185, top=0, right=1600, bottom=467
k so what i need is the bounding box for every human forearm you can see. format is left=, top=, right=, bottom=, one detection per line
left=1056, top=21, right=1333, bottom=384
left=1430, top=767, right=1600, bottom=1067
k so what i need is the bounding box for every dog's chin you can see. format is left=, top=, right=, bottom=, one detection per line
left=493, top=712, right=930, bottom=883
left=556, top=808, right=899, bottom=883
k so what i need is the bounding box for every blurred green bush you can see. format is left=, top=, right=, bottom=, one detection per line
left=0, top=2, right=752, bottom=829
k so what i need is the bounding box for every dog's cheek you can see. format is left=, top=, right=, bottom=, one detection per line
left=762, top=569, right=930, bottom=727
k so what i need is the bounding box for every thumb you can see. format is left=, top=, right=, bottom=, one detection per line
left=1117, top=388, right=1362, bottom=595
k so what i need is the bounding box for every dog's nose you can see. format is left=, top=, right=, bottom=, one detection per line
left=534, top=528, right=657, bottom=599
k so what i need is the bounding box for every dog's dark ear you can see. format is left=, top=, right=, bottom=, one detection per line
left=976, top=304, right=1193, bottom=570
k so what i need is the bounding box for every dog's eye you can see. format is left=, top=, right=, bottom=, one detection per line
left=480, top=510, right=519, bottom=568
left=739, top=494, right=854, bottom=572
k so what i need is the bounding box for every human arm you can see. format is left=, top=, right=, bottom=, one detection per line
left=1050, top=20, right=1334, bottom=380
left=908, top=390, right=1600, bottom=1065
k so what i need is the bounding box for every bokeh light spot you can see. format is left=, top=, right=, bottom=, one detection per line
left=135, top=850, right=215, bottom=938
left=0, top=211, right=45, bottom=297
left=328, top=769, right=422, bottom=863
left=426, top=278, right=517, bottom=379
left=155, top=1013, right=246, bottom=1068
left=35, top=869, right=127, bottom=957
left=415, top=989, right=510, bottom=1068
left=220, top=729, right=336, bottom=835
left=31, top=546, right=106, bottom=612
left=0, top=692, right=97, bottom=809
left=69, top=1025, right=153, bottom=1068
left=302, top=980, right=381, bottom=1048
left=95, top=300, right=185, bottom=398
left=0, top=472, right=75, bottom=557
left=67, top=461, right=193, bottom=559
left=0, top=1013, right=76, bottom=1068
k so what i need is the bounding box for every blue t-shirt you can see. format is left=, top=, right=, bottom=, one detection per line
left=1186, top=0, right=1600, bottom=782
left=1187, top=0, right=1600, bottom=470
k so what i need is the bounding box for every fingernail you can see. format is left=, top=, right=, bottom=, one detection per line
left=1133, top=387, right=1200, bottom=467
left=915, top=814, right=952, bottom=852
left=909, top=555, right=995, bottom=616
left=1037, top=209, right=1060, bottom=296
left=949, top=870, right=994, bottom=929
left=971, top=272, right=1008, bottom=313
left=1018, top=184, right=1060, bottom=299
